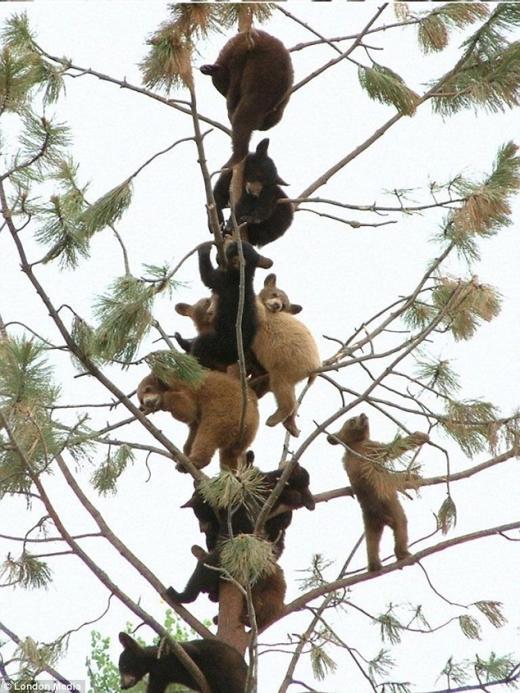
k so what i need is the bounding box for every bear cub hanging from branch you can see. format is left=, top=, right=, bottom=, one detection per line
left=213, top=139, right=294, bottom=247
left=327, top=413, right=428, bottom=572
left=201, top=30, right=294, bottom=167
left=175, top=240, right=272, bottom=370
left=118, top=632, right=247, bottom=693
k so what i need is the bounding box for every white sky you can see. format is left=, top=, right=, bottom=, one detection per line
left=1, top=2, right=519, bottom=693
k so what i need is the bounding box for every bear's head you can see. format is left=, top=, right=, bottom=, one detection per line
left=258, top=274, right=302, bottom=315
left=175, top=296, right=216, bottom=334
left=118, top=632, right=150, bottom=689
left=137, top=374, right=168, bottom=414
left=327, top=413, right=370, bottom=446
left=279, top=462, right=315, bottom=510
left=244, top=139, right=288, bottom=196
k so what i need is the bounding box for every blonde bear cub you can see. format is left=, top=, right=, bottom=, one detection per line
left=328, top=413, right=428, bottom=572
left=252, top=274, right=321, bottom=437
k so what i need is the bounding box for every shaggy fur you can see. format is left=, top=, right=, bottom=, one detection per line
left=252, top=274, right=320, bottom=437
left=137, top=372, right=259, bottom=472
left=175, top=241, right=272, bottom=370
left=327, top=414, right=428, bottom=571
left=165, top=546, right=286, bottom=631
left=118, top=632, right=247, bottom=693
left=200, top=31, right=293, bottom=167
left=213, top=139, right=293, bottom=247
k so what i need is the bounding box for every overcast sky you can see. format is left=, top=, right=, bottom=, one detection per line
left=1, top=3, right=519, bottom=692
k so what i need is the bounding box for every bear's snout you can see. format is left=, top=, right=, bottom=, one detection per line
left=266, top=298, right=283, bottom=313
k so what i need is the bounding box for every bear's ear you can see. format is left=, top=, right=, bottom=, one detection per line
left=276, top=175, right=289, bottom=186
left=119, top=632, right=140, bottom=652
left=191, top=544, right=207, bottom=560
left=264, top=273, right=277, bottom=288
left=256, top=138, right=270, bottom=157
left=175, top=303, right=193, bottom=317
left=245, top=449, right=255, bottom=466
left=289, top=304, right=303, bottom=315
left=200, top=63, right=217, bottom=76
left=256, top=254, right=274, bottom=270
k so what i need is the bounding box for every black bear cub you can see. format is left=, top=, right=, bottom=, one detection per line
left=200, top=30, right=294, bottom=167
left=175, top=240, right=272, bottom=370
left=182, top=460, right=316, bottom=555
left=213, top=139, right=294, bottom=247
left=118, top=632, right=247, bottom=693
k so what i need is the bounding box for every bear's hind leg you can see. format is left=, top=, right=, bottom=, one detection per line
left=266, top=379, right=297, bottom=433
left=389, top=501, right=411, bottom=561
left=363, top=513, right=385, bottom=572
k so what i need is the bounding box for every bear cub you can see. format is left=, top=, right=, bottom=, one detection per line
left=137, top=371, right=259, bottom=472
left=175, top=240, right=272, bottom=370
left=201, top=30, right=293, bottom=167
left=118, top=632, right=247, bottom=693
left=213, top=139, right=294, bottom=247
left=327, top=413, right=428, bottom=572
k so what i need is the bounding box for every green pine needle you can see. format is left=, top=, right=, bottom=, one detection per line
left=441, top=398, right=499, bottom=455
left=0, top=337, right=59, bottom=411
left=377, top=612, right=402, bottom=645
left=358, top=64, right=419, bottom=115
left=80, top=181, right=132, bottom=238
left=1, top=552, right=52, bottom=590
left=437, top=495, right=457, bottom=534
left=214, top=4, right=276, bottom=29
left=219, top=534, right=276, bottom=586
left=432, top=277, right=501, bottom=341
left=146, top=349, right=205, bottom=387
left=310, top=644, right=337, bottom=682
left=1, top=12, right=36, bottom=52
left=198, top=464, right=269, bottom=514
left=475, top=652, right=516, bottom=683
left=91, top=444, right=135, bottom=496
left=368, top=649, right=395, bottom=679
left=418, top=4, right=488, bottom=54
left=458, top=614, right=482, bottom=640
left=440, top=657, right=469, bottom=686
left=474, top=601, right=507, bottom=628
left=92, top=275, right=155, bottom=362
left=35, top=192, right=89, bottom=269
left=415, top=357, right=460, bottom=396
left=140, top=21, right=194, bottom=92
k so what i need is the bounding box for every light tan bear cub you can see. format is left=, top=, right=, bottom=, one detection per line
left=327, top=413, right=428, bottom=572
left=252, top=274, right=321, bottom=437
left=137, top=371, right=259, bottom=472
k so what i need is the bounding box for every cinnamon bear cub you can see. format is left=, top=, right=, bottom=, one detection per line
left=253, top=274, right=321, bottom=437
left=165, top=545, right=286, bottom=631
left=175, top=240, right=272, bottom=370
left=327, top=413, right=428, bottom=572
left=182, top=460, right=315, bottom=555
left=213, top=139, right=294, bottom=247
left=201, top=30, right=293, bottom=167
left=118, top=632, right=247, bottom=693
left=137, top=372, right=258, bottom=471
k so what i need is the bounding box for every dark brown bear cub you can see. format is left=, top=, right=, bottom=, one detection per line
left=200, top=30, right=293, bottom=167
left=118, top=632, right=247, bottom=693
left=327, top=413, right=428, bottom=572
left=213, top=139, right=294, bottom=247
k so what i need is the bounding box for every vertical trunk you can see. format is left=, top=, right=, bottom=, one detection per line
left=217, top=581, right=250, bottom=655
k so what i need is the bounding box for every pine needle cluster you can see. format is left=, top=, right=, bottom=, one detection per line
left=433, top=5, right=520, bottom=115
left=358, top=64, right=419, bottom=115
left=310, top=643, right=337, bottom=682
left=440, top=398, right=499, bottom=455
left=141, top=3, right=275, bottom=93
left=416, top=3, right=489, bottom=54
left=146, top=349, right=204, bottom=387
left=91, top=444, right=135, bottom=496
left=437, top=494, right=457, bottom=534
left=414, top=356, right=460, bottom=396
left=0, top=338, right=61, bottom=495
left=198, top=463, right=269, bottom=515
left=1, top=552, right=52, bottom=590
left=80, top=181, right=133, bottom=239
left=219, top=534, right=276, bottom=586
left=433, top=277, right=501, bottom=341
